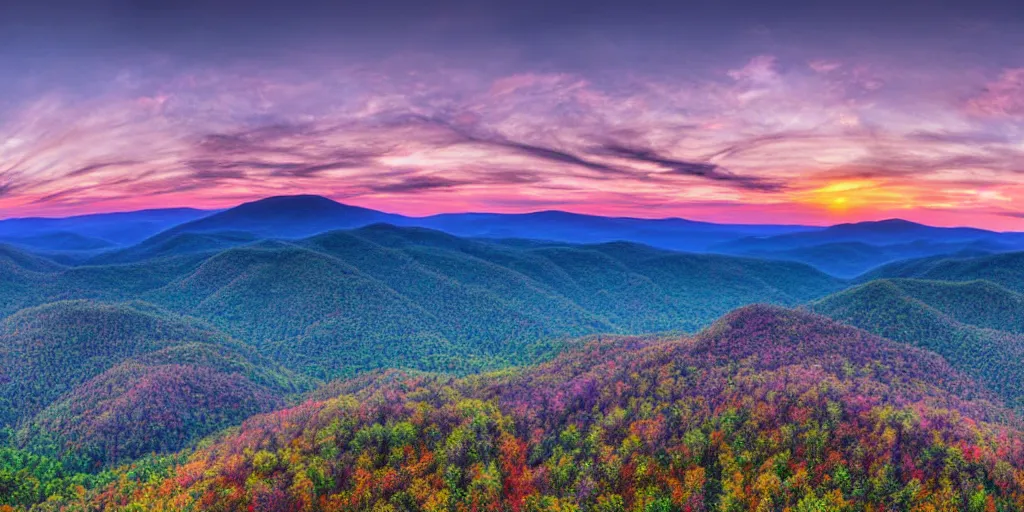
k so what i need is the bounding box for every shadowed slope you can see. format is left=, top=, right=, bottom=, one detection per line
left=863, top=251, right=1024, bottom=292
left=0, top=300, right=291, bottom=426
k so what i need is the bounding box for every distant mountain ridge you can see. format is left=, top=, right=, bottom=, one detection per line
left=132, top=194, right=1020, bottom=258
left=0, top=204, right=214, bottom=252
left=147, top=194, right=817, bottom=252
left=4, top=195, right=1023, bottom=278
left=156, top=195, right=403, bottom=239
left=710, top=218, right=1024, bottom=276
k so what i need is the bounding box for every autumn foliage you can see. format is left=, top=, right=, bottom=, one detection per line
left=35, top=306, right=1024, bottom=511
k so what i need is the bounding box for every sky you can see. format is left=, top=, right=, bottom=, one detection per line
left=1, top=0, right=1023, bottom=229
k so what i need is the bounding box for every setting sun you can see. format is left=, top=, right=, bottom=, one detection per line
left=799, top=179, right=915, bottom=214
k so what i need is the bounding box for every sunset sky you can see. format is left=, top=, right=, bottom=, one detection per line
left=1, top=0, right=1023, bottom=229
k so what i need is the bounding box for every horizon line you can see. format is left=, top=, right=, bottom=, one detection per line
left=1, top=193, right=1019, bottom=234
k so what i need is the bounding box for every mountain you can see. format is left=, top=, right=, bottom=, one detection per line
left=139, top=225, right=843, bottom=379
left=0, top=300, right=308, bottom=427
left=725, top=239, right=1014, bottom=278
left=0, top=207, right=214, bottom=248
left=155, top=195, right=402, bottom=240
left=14, top=347, right=293, bottom=471
left=0, top=231, right=115, bottom=252
left=711, top=219, right=1024, bottom=276
left=862, top=251, right=1024, bottom=292
left=135, top=195, right=816, bottom=254
left=810, top=279, right=1024, bottom=410
left=0, top=300, right=315, bottom=472
left=0, top=224, right=844, bottom=381
left=408, top=209, right=815, bottom=251
left=46, top=306, right=1024, bottom=511
left=8, top=198, right=1022, bottom=269
left=714, top=218, right=1010, bottom=252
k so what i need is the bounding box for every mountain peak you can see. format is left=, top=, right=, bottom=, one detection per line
left=833, top=218, right=926, bottom=230
left=150, top=194, right=398, bottom=240
left=231, top=194, right=353, bottom=212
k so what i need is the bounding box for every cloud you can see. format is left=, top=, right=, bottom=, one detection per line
left=905, top=130, right=1010, bottom=145
left=808, top=60, right=842, bottom=73
left=0, top=49, right=1022, bottom=230
left=370, top=175, right=467, bottom=193
left=967, top=68, right=1024, bottom=118
left=486, top=139, right=625, bottom=175
left=728, top=55, right=779, bottom=84
left=596, top=143, right=786, bottom=191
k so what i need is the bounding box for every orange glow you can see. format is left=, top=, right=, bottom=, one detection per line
left=798, top=180, right=916, bottom=215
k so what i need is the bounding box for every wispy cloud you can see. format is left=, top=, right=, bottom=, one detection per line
left=596, top=143, right=785, bottom=191
left=0, top=49, right=1020, bottom=230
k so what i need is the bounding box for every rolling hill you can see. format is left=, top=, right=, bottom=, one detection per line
left=0, top=244, right=65, bottom=274
left=408, top=209, right=815, bottom=251
left=0, top=231, right=115, bottom=252
left=710, top=219, right=1024, bottom=277
left=91, top=230, right=261, bottom=264
left=139, top=225, right=844, bottom=378
left=0, top=300, right=315, bottom=473
left=45, top=306, right=1024, bottom=511
left=810, top=278, right=1024, bottom=410
left=16, top=357, right=287, bottom=471
left=0, top=300, right=310, bottom=428
left=861, top=251, right=1024, bottom=292
left=0, top=224, right=845, bottom=382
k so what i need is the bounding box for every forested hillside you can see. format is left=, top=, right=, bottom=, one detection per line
left=0, top=301, right=315, bottom=472
left=0, top=225, right=845, bottom=381
left=3, top=207, right=1024, bottom=511
left=863, top=252, right=1024, bottom=292
left=32, top=306, right=1024, bottom=511
left=810, top=279, right=1024, bottom=412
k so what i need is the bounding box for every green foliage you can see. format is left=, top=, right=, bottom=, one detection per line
left=864, top=251, right=1024, bottom=293
left=2, top=224, right=846, bottom=382
left=0, top=300, right=315, bottom=472
left=811, top=278, right=1024, bottom=411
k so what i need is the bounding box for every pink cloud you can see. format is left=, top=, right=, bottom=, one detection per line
left=967, top=68, right=1024, bottom=118
left=0, top=53, right=1021, bottom=232
left=727, top=55, right=779, bottom=84
left=808, top=60, right=842, bottom=74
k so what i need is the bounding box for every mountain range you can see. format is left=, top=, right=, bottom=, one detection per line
left=3, top=194, right=1024, bottom=510
left=6, top=194, right=1022, bottom=276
